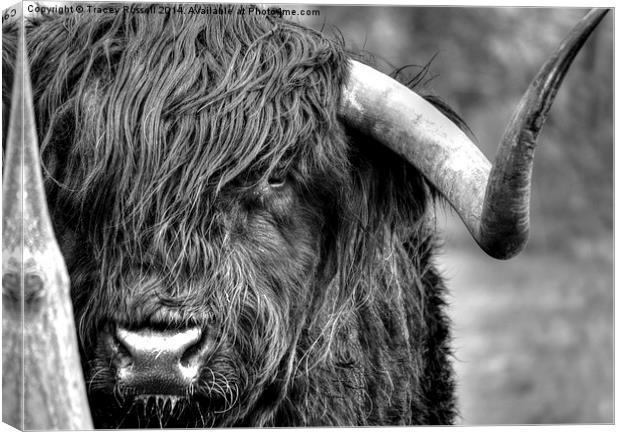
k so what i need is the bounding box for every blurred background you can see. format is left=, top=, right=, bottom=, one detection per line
left=298, top=6, right=613, bottom=425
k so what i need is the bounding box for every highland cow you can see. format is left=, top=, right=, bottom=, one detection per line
left=2, top=4, right=607, bottom=429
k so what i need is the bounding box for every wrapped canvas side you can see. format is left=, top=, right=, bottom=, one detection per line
left=2, top=4, right=93, bottom=429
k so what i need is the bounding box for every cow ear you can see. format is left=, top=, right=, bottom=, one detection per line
left=345, top=126, right=430, bottom=238
left=343, top=94, right=472, bottom=238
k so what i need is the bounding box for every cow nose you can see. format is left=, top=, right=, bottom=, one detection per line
left=111, top=326, right=204, bottom=394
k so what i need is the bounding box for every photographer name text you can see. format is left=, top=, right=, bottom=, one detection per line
left=26, top=4, right=320, bottom=18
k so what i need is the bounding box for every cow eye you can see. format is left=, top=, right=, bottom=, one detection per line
left=267, top=175, right=286, bottom=189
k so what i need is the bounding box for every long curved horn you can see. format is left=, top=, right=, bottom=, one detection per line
left=340, top=9, right=608, bottom=259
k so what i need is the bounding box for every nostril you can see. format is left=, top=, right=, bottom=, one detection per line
left=108, top=331, right=133, bottom=368
left=180, top=329, right=208, bottom=366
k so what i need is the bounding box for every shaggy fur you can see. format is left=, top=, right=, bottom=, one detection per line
left=3, top=4, right=456, bottom=427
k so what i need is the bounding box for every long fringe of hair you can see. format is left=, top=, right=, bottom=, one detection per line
left=3, top=4, right=455, bottom=426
